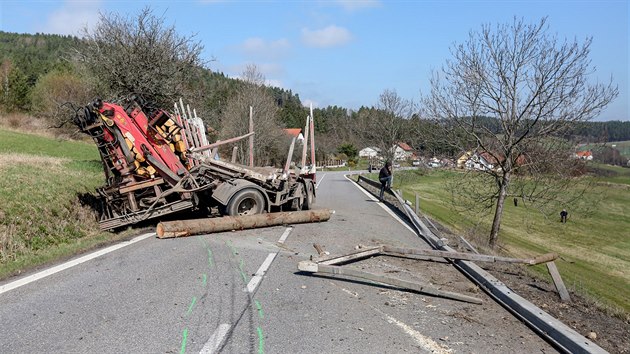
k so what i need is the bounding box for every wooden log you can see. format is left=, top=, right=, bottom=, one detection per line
left=297, top=261, right=482, bottom=305
left=156, top=209, right=333, bottom=238
left=546, top=261, right=571, bottom=302
left=318, top=246, right=382, bottom=265
left=313, top=243, right=325, bottom=256
left=381, top=245, right=557, bottom=265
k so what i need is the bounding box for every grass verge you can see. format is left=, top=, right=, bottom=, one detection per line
left=0, top=129, right=137, bottom=280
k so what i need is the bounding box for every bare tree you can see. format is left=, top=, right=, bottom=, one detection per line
left=357, top=89, right=416, bottom=162
left=242, top=63, right=266, bottom=86
left=424, top=17, right=618, bottom=248
left=77, top=6, right=204, bottom=108
left=220, top=65, right=286, bottom=166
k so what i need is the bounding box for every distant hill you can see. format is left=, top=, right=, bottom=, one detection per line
left=1, top=30, right=628, bottom=148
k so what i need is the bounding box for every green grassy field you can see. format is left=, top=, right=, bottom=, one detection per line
left=378, top=167, right=630, bottom=315
left=0, top=129, right=134, bottom=279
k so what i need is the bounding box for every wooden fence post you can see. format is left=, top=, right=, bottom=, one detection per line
left=415, top=193, right=420, bottom=215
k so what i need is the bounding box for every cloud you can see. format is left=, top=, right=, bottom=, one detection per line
left=264, top=78, right=284, bottom=88
left=42, top=1, right=101, bottom=36
left=227, top=62, right=286, bottom=86
left=302, top=98, right=319, bottom=109
left=301, top=25, right=353, bottom=48
left=239, top=37, right=291, bottom=60
left=335, top=0, right=381, bottom=11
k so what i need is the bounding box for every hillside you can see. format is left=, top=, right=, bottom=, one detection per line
left=0, top=128, right=135, bottom=279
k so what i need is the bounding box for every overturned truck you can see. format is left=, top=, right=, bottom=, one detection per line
left=73, top=98, right=316, bottom=230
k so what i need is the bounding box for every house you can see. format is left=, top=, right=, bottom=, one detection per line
left=457, top=151, right=495, bottom=171
left=574, top=150, right=593, bottom=161
left=394, top=142, right=415, bottom=161
left=283, top=128, right=304, bottom=141
left=359, top=146, right=380, bottom=158
left=458, top=150, right=527, bottom=171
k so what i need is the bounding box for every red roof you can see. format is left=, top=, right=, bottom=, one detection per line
left=576, top=151, right=592, bottom=157
left=397, top=142, right=413, bottom=151
left=283, top=128, right=302, bottom=137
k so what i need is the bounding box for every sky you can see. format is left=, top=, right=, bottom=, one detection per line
left=1, top=0, right=628, bottom=121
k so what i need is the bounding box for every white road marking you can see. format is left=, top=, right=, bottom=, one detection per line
left=246, top=226, right=293, bottom=293
left=199, top=323, right=230, bottom=354
left=277, top=227, right=292, bottom=244
left=341, top=288, right=359, bottom=297
left=0, top=232, right=155, bottom=296
left=381, top=312, right=453, bottom=354
left=343, top=174, right=416, bottom=235
left=315, top=173, right=326, bottom=189
left=202, top=227, right=291, bottom=353
left=246, top=252, right=278, bottom=293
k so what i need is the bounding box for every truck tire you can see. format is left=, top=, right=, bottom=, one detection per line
left=303, top=182, right=315, bottom=210
left=226, top=189, right=265, bottom=216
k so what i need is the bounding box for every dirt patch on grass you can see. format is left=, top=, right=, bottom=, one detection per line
left=0, top=113, right=83, bottom=140
left=0, top=153, right=70, bottom=169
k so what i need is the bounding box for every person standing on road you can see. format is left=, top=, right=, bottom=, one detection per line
left=379, top=161, right=393, bottom=202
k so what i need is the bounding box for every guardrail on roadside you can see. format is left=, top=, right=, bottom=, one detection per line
left=355, top=174, right=607, bottom=354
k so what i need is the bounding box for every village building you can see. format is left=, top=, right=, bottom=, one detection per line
left=574, top=150, right=593, bottom=160
left=394, top=142, right=416, bottom=161
left=457, top=151, right=496, bottom=171
left=359, top=146, right=380, bottom=158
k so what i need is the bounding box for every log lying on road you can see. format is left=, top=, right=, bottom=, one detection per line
left=156, top=209, right=333, bottom=238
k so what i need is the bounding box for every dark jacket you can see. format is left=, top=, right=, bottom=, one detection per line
left=379, top=165, right=392, bottom=179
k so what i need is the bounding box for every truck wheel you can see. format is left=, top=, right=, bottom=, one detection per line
left=226, top=189, right=265, bottom=216
left=303, top=182, right=315, bottom=210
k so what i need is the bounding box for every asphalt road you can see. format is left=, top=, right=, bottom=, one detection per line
left=0, top=171, right=556, bottom=353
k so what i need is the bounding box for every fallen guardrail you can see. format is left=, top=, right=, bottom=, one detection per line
left=355, top=174, right=607, bottom=354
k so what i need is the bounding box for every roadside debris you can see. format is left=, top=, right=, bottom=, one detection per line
left=299, top=243, right=571, bottom=306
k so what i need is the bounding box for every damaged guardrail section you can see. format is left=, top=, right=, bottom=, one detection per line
left=356, top=175, right=607, bottom=354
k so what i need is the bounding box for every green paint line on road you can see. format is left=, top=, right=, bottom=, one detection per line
left=180, top=328, right=188, bottom=354
left=202, top=273, right=207, bottom=287
left=257, top=327, right=265, bottom=354
left=240, top=270, right=248, bottom=283
left=226, top=240, right=238, bottom=256
left=255, top=300, right=264, bottom=319
left=238, top=259, right=248, bottom=283
left=197, top=236, right=214, bottom=268
left=186, top=297, right=197, bottom=316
